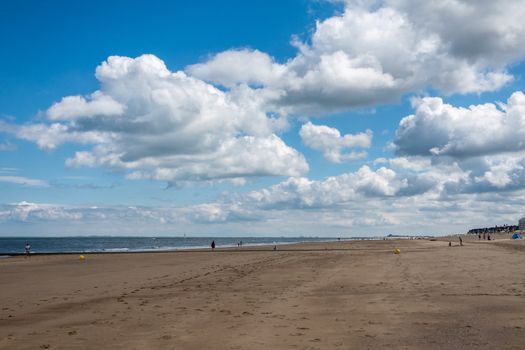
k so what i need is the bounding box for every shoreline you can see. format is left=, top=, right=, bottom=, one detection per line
left=0, top=237, right=376, bottom=256
left=2, top=234, right=517, bottom=257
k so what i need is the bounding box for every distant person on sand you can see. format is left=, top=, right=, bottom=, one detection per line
left=487, top=234, right=491, bottom=241
left=459, top=236, right=463, bottom=246
left=478, top=233, right=481, bottom=240
left=211, top=240, right=216, bottom=250
left=24, top=243, right=31, bottom=257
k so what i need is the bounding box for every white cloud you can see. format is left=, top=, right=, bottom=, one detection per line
left=389, top=0, right=525, bottom=67
left=187, top=49, right=287, bottom=88
left=6, top=55, right=308, bottom=185
left=47, top=91, right=125, bottom=121
left=440, top=152, right=525, bottom=194
left=188, top=1, right=524, bottom=114
left=377, top=152, right=525, bottom=196
left=123, top=135, right=308, bottom=185
left=395, top=91, right=525, bottom=157
left=299, top=122, right=372, bottom=163
left=16, top=123, right=107, bottom=151
left=246, top=165, right=410, bottom=209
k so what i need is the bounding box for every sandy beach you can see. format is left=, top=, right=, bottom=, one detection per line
left=2, top=239, right=525, bottom=349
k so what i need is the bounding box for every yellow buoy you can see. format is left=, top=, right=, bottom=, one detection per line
left=394, top=248, right=401, bottom=254
left=79, top=255, right=86, bottom=261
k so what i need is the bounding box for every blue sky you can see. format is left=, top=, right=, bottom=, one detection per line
left=2, top=0, right=525, bottom=236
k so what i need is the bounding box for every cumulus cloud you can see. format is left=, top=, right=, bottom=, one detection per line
left=395, top=91, right=525, bottom=158
left=389, top=0, right=525, bottom=66
left=47, top=91, right=125, bottom=121
left=246, top=165, right=412, bottom=209
left=240, top=153, right=525, bottom=212
left=388, top=90, right=525, bottom=196
left=5, top=55, right=308, bottom=185
left=187, top=49, right=287, bottom=88
left=299, top=122, right=372, bottom=163
left=123, top=135, right=307, bottom=185
left=188, top=0, right=525, bottom=113
left=377, top=152, right=525, bottom=196
left=15, top=123, right=107, bottom=151
left=438, top=152, right=525, bottom=195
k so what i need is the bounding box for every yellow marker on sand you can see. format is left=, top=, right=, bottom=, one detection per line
left=394, top=248, right=401, bottom=254
left=79, top=255, right=86, bottom=261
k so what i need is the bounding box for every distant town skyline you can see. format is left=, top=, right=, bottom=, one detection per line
left=2, top=0, right=525, bottom=236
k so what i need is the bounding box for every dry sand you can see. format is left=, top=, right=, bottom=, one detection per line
left=1, top=239, right=525, bottom=349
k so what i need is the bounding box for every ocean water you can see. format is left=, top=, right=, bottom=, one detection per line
left=0, top=236, right=345, bottom=255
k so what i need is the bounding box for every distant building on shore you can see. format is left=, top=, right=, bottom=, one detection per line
left=519, top=217, right=525, bottom=230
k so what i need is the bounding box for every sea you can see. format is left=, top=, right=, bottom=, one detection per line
left=0, top=236, right=353, bottom=255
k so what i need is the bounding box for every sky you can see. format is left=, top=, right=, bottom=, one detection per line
left=2, top=0, right=525, bottom=237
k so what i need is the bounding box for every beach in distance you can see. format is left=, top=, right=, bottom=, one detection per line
left=1, top=238, right=525, bottom=349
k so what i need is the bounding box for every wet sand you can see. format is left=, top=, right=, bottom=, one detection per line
left=1, top=239, right=525, bottom=349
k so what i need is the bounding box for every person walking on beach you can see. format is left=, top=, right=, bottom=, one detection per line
left=24, top=243, right=31, bottom=257
left=459, top=236, right=463, bottom=246
left=211, top=240, right=216, bottom=250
